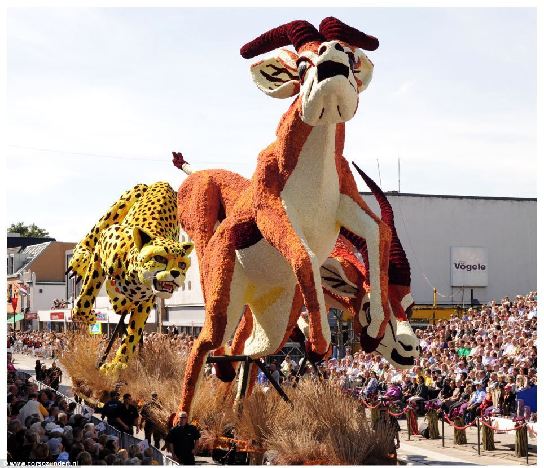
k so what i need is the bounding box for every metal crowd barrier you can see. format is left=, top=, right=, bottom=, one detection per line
left=27, top=376, right=179, bottom=464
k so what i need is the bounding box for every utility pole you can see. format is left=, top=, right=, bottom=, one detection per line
left=156, top=297, right=165, bottom=334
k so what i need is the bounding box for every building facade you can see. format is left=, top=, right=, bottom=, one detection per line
left=7, top=234, right=75, bottom=331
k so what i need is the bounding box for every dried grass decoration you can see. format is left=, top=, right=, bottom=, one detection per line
left=238, top=380, right=396, bottom=465
left=481, top=417, right=495, bottom=451
left=424, top=401, right=440, bottom=439
left=514, top=420, right=528, bottom=458
left=453, top=417, right=467, bottom=445
left=370, top=406, right=380, bottom=425
left=60, top=332, right=189, bottom=436
left=61, top=333, right=405, bottom=464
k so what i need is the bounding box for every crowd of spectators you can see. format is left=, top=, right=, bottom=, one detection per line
left=6, top=368, right=159, bottom=464
left=266, top=292, right=537, bottom=423
left=142, top=330, right=195, bottom=357
left=6, top=328, right=197, bottom=465
left=8, top=330, right=66, bottom=359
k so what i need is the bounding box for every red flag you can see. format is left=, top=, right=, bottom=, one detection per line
left=11, top=296, right=18, bottom=312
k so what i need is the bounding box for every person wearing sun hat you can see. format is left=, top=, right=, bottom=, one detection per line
left=47, top=437, right=63, bottom=458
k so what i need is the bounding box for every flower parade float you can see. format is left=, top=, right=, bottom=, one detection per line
left=174, top=16, right=394, bottom=420
left=174, top=152, right=419, bottom=399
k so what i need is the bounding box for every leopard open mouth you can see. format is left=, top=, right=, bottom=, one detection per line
left=153, top=279, right=176, bottom=294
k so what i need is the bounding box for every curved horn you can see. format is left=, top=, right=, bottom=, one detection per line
left=352, top=161, right=411, bottom=287
left=240, top=20, right=324, bottom=59
left=352, top=161, right=394, bottom=225
left=319, top=17, right=379, bottom=51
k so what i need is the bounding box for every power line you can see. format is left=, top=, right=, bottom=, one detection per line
left=8, top=145, right=166, bottom=162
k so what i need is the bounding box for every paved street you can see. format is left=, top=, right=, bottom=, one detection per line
left=396, top=411, right=537, bottom=465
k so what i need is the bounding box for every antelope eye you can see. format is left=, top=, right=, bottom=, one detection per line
left=153, top=255, right=168, bottom=264
left=297, top=60, right=308, bottom=80
left=347, top=52, right=355, bottom=70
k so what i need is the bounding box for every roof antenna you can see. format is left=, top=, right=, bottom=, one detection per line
left=376, top=158, right=382, bottom=187
left=398, top=156, right=401, bottom=193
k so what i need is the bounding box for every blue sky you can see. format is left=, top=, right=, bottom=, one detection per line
left=6, top=7, right=537, bottom=242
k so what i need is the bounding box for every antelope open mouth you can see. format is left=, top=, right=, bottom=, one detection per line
left=153, top=280, right=176, bottom=294
left=317, top=60, right=349, bottom=82
left=391, top=348, right=415, bottom=366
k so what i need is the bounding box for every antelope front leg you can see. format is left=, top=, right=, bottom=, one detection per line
left=337, top=193, right=392, bottom=348
left=256, top=204, right=330, bottom=355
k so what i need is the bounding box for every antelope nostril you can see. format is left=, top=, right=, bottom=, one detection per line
left=318, top=44, right=327, bottom=56
left=334, top=42, right=343, bottom=52
left=171, top=270, right=180, bottom=278
left=399, top=341, right=413, bottom=352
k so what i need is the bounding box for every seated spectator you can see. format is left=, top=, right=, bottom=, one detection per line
left=407, top=376, right=429, bottom=404
left=363, top=371, right=379, bottom=399
left=465, top=382, right=487, bottom=423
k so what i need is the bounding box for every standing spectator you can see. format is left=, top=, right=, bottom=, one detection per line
left=101, top=391, right=123, bottom=431
left=48, top=362, right=62, bottom=391
left=280, top=355, right=298, bottom=378
left=118, top=393, right=139, bottom=436
left=140, top=392, right=163, bottom=448
left=363, top=371, right=379, bottom=398
left=35, top=360, right=43, bottom=382
left=166, top=411, right=201, bottom=465
left=268, top=363, right=281, bottom=385
left=18, top=393, right=48, bottom=423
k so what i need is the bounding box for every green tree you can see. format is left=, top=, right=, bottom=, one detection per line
left=8, top=222, right=50, bottom=238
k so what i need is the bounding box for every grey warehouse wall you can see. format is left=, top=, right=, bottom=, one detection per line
left=360, top=193, right=536, bottom=305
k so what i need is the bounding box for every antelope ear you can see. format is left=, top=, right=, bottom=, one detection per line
left=250, top=49, right=300, bottom=98
left=352, top=49, right=374, bottom=93
left=133, top=227, right=153, bottom=251
left=320, top=257, right=358, bottom=298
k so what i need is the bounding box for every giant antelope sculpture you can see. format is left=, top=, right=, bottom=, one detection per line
left=175, top=17, right=392, bottom=417
left=173, top=157, right=419, bottom=383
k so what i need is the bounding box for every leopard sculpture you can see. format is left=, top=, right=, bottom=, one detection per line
left=68, top=181, right=193, bottom=373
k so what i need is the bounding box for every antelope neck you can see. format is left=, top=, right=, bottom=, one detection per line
left=275, top=99, right=346, bottom=190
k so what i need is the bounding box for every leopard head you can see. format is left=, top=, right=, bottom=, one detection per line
left=131, top=227, right=194, bottom=298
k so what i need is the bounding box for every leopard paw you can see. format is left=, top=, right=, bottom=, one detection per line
left=99, top=360, right=128, bottom=375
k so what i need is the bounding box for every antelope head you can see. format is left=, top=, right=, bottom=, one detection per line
left=241, top=17, right=378, bottom=126
left=350, top=163, right=420, bottom=368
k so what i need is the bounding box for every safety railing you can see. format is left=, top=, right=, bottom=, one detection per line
left=357, top=396, right=534, bottom=465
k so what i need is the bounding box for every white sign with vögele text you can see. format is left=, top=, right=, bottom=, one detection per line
left=451, top=247, right=488, bottom=287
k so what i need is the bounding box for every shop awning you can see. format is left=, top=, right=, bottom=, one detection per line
left=7, top=313, right=24, bottom=323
